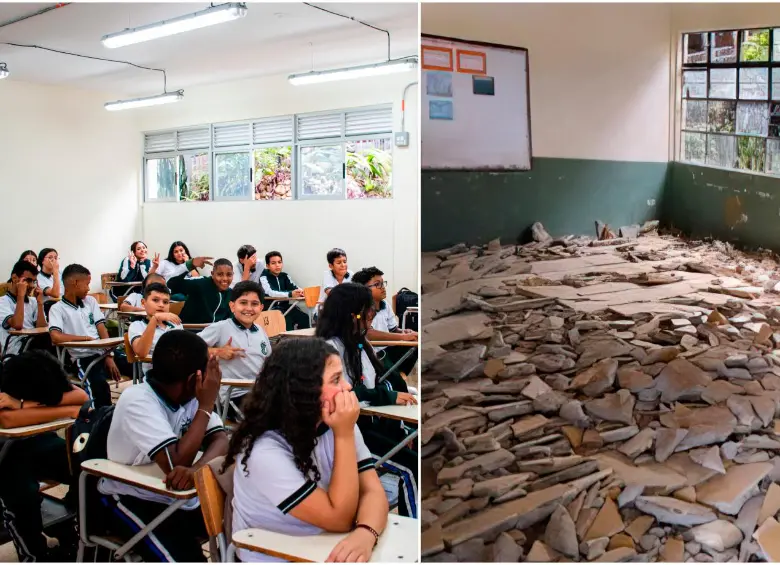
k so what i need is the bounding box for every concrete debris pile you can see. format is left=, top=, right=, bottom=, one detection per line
left=422, top=225, right=780, bottom=563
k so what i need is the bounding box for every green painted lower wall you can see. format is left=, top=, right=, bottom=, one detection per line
left=665, top=162, right=780, bottom=250
left=421, top=157, right=669, bottom=251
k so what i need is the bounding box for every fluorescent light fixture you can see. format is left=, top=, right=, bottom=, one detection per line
left=289, top=58, right=417, bottom=85
left=0, top=63, right=8, bottom=80
left=105, top=90, right=183, bottom=111
left=102, top=3, right=247, bottom=48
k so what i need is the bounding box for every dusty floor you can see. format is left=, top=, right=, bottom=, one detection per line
left=421, top=226, right=780, bottom=562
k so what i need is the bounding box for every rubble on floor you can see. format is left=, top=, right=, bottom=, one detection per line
left=422, top=224, right=780, bottom=563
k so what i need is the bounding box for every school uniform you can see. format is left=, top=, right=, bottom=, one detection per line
left=36, top=270, right=62, bottom=303
left=325, top=337, right=417, bottom=518
left=231, top=262, right=262, bottom=288
left=111, top=258, right=151, bottom=302
left=199, top=317, right=271, bottom=409
left=317, top=270, right=353, bottom=304
left=48, top=296, right=112, bottom=408
left=128, top=319, right=183, bottom=375
left=0, top=293, right=39, bottom=357
left=99, top=381, right=223, bottom=562
left=232, top=424, right=375, bottom=562
left=168, top=263, right=231, bottom=324
left=155, top=260, right=188, bottom=282
left=122, top=293, right=143, bottom=309
left=372, top=300, right=418, bottom=376
left=259, top=268, right=310, bottom=331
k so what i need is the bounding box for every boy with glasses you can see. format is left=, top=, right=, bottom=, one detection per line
left=0, top=260, right=47, bottom=358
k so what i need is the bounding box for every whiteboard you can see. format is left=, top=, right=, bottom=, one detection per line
left=421, top=35, right=531, bottom=170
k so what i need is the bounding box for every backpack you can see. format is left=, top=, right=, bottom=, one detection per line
left=395, top=288, right=418, bottom=332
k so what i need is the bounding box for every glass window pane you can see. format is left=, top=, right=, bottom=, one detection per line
left=683, top=100, right=707, bottom=131
left=775, top=29, right=780, bottom=61
left=708, top=100, right=736, bottom=133
left=300, top=145, right=344, bottom=196
left=254, top=146, right=292, bottom=200
left=146, top=158, right=176, bottom=200
left=706, top=134, right=737, bottom=168
left=215, top=152, right=251, bottom=199
left=771, top=104, right=780, bottom=137
left=683, top=132, right=706, bottom=163
left=737, top=136, right=766, bottom=171
left=710, top=31, right=738, bottom=63
left=736, top=102, right=770, bottom=136
left=740, top=68, right=769, bottom=100
left=709, top=68, right=736, bottom=99
left=768, top=139, right=780, bottom=174
left=346, top=138, right=393, bottom=200
left=684, top=33, right=708, bottom=64
left=741, top=29, right=770, bottom=62
left=180, top=154, right=210, bottom=202
left=683, top=70, right=707, bottom=98
left=773, top=69, right=780, bottom=101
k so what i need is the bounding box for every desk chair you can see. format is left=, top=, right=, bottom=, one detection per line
left=258, top=310, right=285, bottom=340
left=303, top=286, right=321, bottom=326
left=0, top=282, right=9, bottom=297
left=169, top=301, right=185, bottom=316
left=194, top=458, right=232, bottom=563
left=123, top=333, right=142, bottom=385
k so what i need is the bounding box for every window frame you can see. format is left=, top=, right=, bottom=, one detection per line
left=142, top=104, right=394, bottom=203
left=679, top=27, right=780, bottom=175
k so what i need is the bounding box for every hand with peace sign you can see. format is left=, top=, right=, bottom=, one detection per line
left=150, top=252, right=161, bottom=274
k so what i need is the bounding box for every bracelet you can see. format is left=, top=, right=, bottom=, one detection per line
left=198, top=409, right=211, bottom=419
left=354, top=523, right=379, bottom=547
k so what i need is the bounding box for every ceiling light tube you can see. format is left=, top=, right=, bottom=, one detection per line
left=289, top=58, right=417, bottom=85
left=102, top=3, right=247, bottom=48
left=0, top=63, right=8, bottom=80
left=105, top=90, right=183, bottom=111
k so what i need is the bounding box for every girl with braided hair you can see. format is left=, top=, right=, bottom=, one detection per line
left=315, top=283, right=419, bottom=519
left=225, top=338, right=389, bottom=562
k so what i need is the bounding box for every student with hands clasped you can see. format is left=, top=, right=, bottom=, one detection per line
left=226, top=338, right=389, bottom=563
left=0, top=260, right=47, bottom=358
left=99, top=330, right=228, bottom=562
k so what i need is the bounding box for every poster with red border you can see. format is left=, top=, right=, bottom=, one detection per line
left=456, top=49, right=487, bottom=75
left=422, top=44, right=454, bottom=71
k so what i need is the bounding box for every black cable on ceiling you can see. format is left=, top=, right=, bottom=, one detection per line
left=302, top=3, right=393, bottom=61
left=0, top=4, right=70, bottom=32
left=0, top=42, right=170, bottom=91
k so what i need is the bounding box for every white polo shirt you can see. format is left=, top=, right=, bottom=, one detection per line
left=37, top=271, right=62, bottom=303
left=318, top=270, right=354, bottom=304
left=231, top=263, right=262, bottom=288
left=371, top=300, right=399, bottom=352
left=48, top=296, right=105, bottom=359
left=232, top=425, right=375, bottom=562
left=99, top=381, right=224, bottom=510
left=326, top=337, right=378, bottom=389
left=122, top=293, right=143, bottom=309
left=156, top=260, right=189, bottom=282
left=199, top=317, right=272, bottom=402
left=128, top=319, right=183, bottom=375
left=0, top=294, right=39, bottom=357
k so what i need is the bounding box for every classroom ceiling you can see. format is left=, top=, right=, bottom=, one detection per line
left=0, top=2, right=418, bottom=96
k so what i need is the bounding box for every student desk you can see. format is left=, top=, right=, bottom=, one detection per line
left=105, top=281, right=142, bottom=298
left=219, top=378, right=253, bottom=421
left=360, top=400, right=419, bottom=467
left=99, top=304, right=119, bottom=311
left=0, top=418, right=75, bottom=468
left=57, top=337, right=123, bottom=394
left=4, top=327, right=49, bottom=358
left=280, top=327, right=316, bottom=338
left=230, top=514, right=418, bottom=563
left=373, top=340, right=418, bottom=384
left=78, top=459, right=197, bottom=561
left=183, top=323, right=209, bottom=333
left=267, top=296, right=305, bottom=318
left=116, top=310, right=146, bottom=337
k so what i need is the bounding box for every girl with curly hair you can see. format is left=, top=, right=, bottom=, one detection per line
left=225, top=338, right=390, bottom=563
left=315, top=283, right=418, bottom=519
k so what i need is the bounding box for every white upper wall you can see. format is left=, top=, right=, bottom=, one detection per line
left=135, top=71, right=419, bottom=295
left=0, top=79, right=140, bottom=285
left=422, top=2, right=672, bottom=163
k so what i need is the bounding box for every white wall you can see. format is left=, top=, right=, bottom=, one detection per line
left=422, top=2, right=672, bottom=163
left=136, top=71, right=419, bottom=294
left=0, top=80, right=140, bottom=287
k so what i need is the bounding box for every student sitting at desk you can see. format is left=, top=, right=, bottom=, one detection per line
left=111, top=241, right=158, bottom=302
left=99, top=330, right=228, bottom=563
left=120, top=273, right=166, bottom=313
left=37, top=248, right=62, bottom=308
left=168, top=257, right=232, bottom=324
left=232, top=244, right=262, bottom=287
left=128, top=282, right=182, bottom=376
left=352, top=267, right=418, bottom=377
left=315, top=283, right=418, bottom=519
left=318, top=248, right=353, bottom=305
left=17, top=250, right=38, bottom=270
left=0, top=260, right=47, bottom=358
left=0, top=350, right=89, bottom=562
left=156, top=241, right=200, bottom=282
left=198, top=281, right=271, bottom=420
left=225, top=338, right=389, bottom=563
left=48, top=264, right=121, bottom=408
left=260, top=251, right=310, bottom=331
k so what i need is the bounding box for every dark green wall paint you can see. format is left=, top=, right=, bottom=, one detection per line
left=421, top=157, right=669, bottom=251
left=665, top=162, right=780, bottom=251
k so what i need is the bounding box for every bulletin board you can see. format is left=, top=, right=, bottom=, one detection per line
left=421, top=34, right=532, bottom=170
